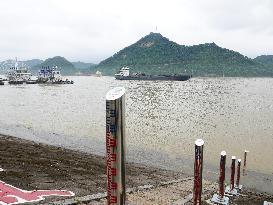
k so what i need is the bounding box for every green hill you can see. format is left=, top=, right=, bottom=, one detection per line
left=24, top=59, right=44, bottom=68
left=96, top=32, right=273, bottom=77
left=32, top=56, right=77, bottom=75
left=254, top=55, right=273, bottom=67
left=72, top=61, right=97, bottom=75
left=72, top=61, right=96, bottom=69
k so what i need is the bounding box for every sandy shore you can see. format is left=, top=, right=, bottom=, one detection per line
left=0, top=134, right=272, bottom=205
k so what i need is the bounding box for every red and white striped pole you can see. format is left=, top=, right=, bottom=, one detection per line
left=230, top=156, right=236, bottom=191
left=243, top=150, right=249, bottom=176
left=106, top=87, right=126, bottom=205
left=193, top=139, right=204, bottom=205
left=219, top=151, right=227, bottom=198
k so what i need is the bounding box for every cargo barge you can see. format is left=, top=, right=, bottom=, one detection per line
left=115, top=67, right=191, bottom=81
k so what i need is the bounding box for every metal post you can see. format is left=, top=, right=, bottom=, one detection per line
left=243, top=150, right=249, bottom=176
left=230, top=156, right=236, bottom=190
left=193, top=139, right=204, bottom=205
left=211, top=151, right=229, bottom=205
left=225, top=156, right=238, bottom=195
left=236, top=159, right=242, bottom=190
left=219, top=151, right=226, bottom=198
left=106, top=87, right=126, bottom=205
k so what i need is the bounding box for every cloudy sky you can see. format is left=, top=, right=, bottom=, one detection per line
left=0, top=0, right=273, bottom=63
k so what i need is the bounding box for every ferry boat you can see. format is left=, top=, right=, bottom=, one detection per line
left=6, top=61, right=31, bottom=84
left=37, top=66, right=74, bottom=84
left=115, top=67, right=191, bottom=81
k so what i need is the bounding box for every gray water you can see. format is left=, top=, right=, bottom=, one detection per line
left=0, top=76, right=273, bottom=193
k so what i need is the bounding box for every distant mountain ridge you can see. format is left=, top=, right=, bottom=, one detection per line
left=1, top=33, right=273, bottom=77
left=254, top=55, right=273, bottom=67
left=0, top=57, right=96, bottom=76
left=96, top=32, right=273, bottom=77
left=23, top=59, right=44, bottom=68
left=72, top=61, right=96, bottom=69
left=71, top=61, right=97, bottom=75
left=0, top=59, right=43, bottom=74
left=31, top=56, right=77, bottom=75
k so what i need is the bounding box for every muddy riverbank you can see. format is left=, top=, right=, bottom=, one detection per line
left=0, top=134, right=272, bottom=205
left=0, top=134, right=185, bottom=204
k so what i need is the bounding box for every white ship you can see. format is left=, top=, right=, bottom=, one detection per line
left=6, top=59, right=31, bottom=84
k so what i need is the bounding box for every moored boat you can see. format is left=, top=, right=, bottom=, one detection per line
left=37, top=66, right=74, bottom=84
left=115, top=67, right=191, bottom=81
left=6, top=59, right=32, bottom=84
left=8, top=81, right=24, bottom=85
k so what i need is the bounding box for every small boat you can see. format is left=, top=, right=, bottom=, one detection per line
left=51, top=79, right=74, bottom=84
left=95, top=70, right=102, bottom=77
left=8, top=80, right=24, bottom=85
left=115, top=67, right=191, bottom=81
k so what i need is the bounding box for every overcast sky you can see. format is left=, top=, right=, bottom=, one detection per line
left=0, top=0, right=273, bottom=63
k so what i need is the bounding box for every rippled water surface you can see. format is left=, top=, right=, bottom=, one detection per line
left=0, top=76, right=273, bottom=191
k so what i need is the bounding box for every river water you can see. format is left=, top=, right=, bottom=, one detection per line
left=0, top=76, right=273, bottom=193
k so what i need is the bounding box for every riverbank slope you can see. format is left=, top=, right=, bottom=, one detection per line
left=0, top=134, right=272, bottom=204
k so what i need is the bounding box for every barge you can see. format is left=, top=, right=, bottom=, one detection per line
left=115, top=67, right=191, bottom=81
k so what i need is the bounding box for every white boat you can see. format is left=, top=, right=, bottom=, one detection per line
left=114, top=67, right=130, bottom=78
left=6, top=59, right=31, bottom=84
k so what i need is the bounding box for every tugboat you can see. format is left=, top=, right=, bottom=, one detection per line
left=6, top=59, right=31, bottom=84
left=37, top=66, right=74, bottom=84
left=115, top=67, right=191, bottom=81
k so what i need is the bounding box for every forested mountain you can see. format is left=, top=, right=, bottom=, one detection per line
left=24, top=59, right=44, bottom=68
left=1, top=33, right=273, bottom=77
left=96, top=32, right=273, bottom=77
left=31, top=56, right=77, bottom=75
left=71, top=61, right=97, bottom=75
left=0, top=59, right=43, bottom=74
left=254, top=55, right=273, bottom=67
left=72, top=61, right=96, bottom=69
left=0, top=57, right=95, bottom=75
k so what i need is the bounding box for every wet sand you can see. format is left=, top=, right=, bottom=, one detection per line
left=0, top=134, right=185, bottom=204
left=0, top=134, right=272, bottom=205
